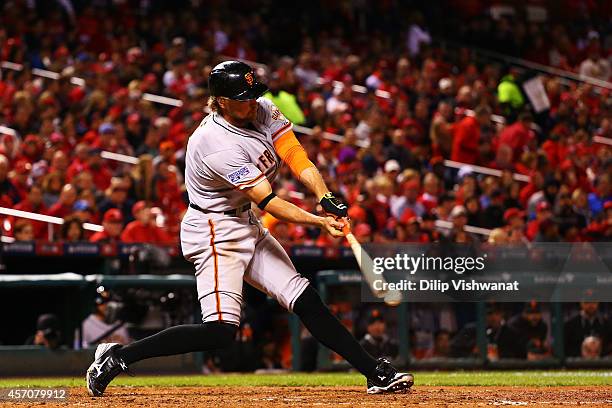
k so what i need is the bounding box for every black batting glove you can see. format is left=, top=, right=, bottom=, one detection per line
left=320, top=192, right=348, bottom=218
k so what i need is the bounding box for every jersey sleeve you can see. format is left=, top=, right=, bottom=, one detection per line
left=257, top=97, right=293, bottom=142
left=203, top=149, right=266, bottom=190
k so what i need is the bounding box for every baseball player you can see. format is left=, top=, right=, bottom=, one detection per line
left=86, top=60, right=413, bottom=395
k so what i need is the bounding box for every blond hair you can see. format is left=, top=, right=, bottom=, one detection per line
left=207, top=96, right=221, bottom=112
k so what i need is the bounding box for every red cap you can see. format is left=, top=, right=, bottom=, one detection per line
left=144, top=73, right=157, bottom=83
left=353, top=223, right=372, bottom=238
left=82, top=130, right=98, bottom=145
left=504, top=207, right=525, bottom=222
left=132, top=200, right=148, bottom=216
left=159, top=140, right=176, bottom=151
left=560, top=91, right=573, bottom=103
left=168, top=107, right=183, bottom=122
left=399, top=208, right=417, bottom=225
left=50, top=132, right=64, bottom=143
left=560, top=159, right=574, bottom=171
left=341, top=113, right=353, bottom=124
left=291, top=225, right=306, bottom=240
left=69, top=87, right=86, bottom=103
left=113, top=88, right=128, bottom=99
left=40, top=94, right=57, bottom=106
left=320, top=140, right=334, bottom=151
left=348, top=205, right=367, bottom=222
left=54, top=46, right=69, bottom=58
left=24, top=134, right=39, bottom=144
left=127, top=113, right=140, bottom=124
left=103, top=208, right=123, bottom=223
left=14, top=162, right=32, bottom=174
left=404, top=214, right=419, bottom=224
left=536, top=201, right=551, bottom=212
left=429, top=155, right=444, bottom=166
left=108, top=105, right=122, bottom=119
left=403, top=179, right=420, bottom=191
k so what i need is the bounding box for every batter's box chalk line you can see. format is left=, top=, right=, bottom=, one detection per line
left=492, top=401, right=528, bottom=406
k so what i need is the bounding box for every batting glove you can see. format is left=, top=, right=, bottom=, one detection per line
left=320, top=192, right=348, bottom=218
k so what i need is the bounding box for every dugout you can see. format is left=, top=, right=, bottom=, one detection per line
left=1, top=260, right=612, bottom=375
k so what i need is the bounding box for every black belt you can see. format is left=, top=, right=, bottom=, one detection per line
left=189, top=202, right=251, bottom=216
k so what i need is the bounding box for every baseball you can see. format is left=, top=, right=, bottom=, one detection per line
left=384, top=290, right=403, bottom=307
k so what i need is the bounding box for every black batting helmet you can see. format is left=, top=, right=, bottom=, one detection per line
left=208, top=60, right=268, bottom=101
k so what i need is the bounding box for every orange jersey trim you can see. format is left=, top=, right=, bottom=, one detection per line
left=208, top=219, right=223, bottom=321
left=233, top=173, right=266, bottom=190
left=271, top=122, right=292, bottom=141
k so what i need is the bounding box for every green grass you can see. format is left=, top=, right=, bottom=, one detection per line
left=0, top=371, right=611, bottom=388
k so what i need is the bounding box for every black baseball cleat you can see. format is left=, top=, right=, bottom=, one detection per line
left=86, top=343, right=128, bottom=397
left=366, top=358, right=414, bottom=394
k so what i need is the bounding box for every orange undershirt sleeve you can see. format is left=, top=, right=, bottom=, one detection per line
left=273, top=130, right=316, bottom=178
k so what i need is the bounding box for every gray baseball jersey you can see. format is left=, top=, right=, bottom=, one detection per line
left=181, top=98, right=310, bottom=325
left=184, top=97, right=292, bottom=212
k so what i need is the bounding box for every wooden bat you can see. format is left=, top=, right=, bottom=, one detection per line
left=342, top=223, right=402, bottom=306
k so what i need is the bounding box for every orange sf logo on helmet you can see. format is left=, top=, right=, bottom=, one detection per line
left=244, top=72, right=254, bottom=86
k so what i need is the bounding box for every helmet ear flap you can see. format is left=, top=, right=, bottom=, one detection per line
left=208, top=70, right=227, bottom=97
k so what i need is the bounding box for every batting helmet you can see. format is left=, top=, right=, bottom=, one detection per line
left=208, top=60, right=268, bottom=101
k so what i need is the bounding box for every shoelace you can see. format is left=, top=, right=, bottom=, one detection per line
left=376, top=359, right=396, bottom=381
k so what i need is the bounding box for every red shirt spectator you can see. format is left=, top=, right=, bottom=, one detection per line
left=154, top=162, right=186, bottom=228
left=47, top=184, right=77, bottom=219
left=65, top=144, right=91, bottom=181
left=417, top=173, right=442, bottom=212
left=121, top=201, right=174, bottom=244
left=90, top=209, right=124, bottom=243
left=496, top=113, right=534, bottom=161
left=14, top=134, right=43, bottom=167
left=451, top=114, right=481, bottom=164
left=10, top=162, right=31, bottom=201
left=451, top=107, right=491, bottom=164
left=526, top=202, right=553, bottom=241
left=87, top=150, right=113, bottom=191
left=13, top=185, right=48, bottom=239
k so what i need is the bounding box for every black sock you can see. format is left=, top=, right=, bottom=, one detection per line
left=115, top=322, right=237, bottom=365
left=293, top=285, right=377, bottom=377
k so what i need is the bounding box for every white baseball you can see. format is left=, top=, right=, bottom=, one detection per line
left=384, top=290, right=402, bottom=306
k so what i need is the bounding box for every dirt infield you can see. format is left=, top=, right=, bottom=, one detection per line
left=2, top=386, right=612, bottom=407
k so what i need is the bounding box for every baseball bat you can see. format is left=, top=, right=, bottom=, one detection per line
left=342, top=223, right=402, bottom=306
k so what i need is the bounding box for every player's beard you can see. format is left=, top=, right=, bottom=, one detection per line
left=224, top=106, right=257, bottom=127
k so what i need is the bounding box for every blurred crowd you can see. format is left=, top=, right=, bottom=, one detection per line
left=410, top=301, right=612, bottom=361
left=0, top=0, right=609, bottom=248
left=442, top=1, right=611, bottom=81
left=358, top=302, right=612, bottom=362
